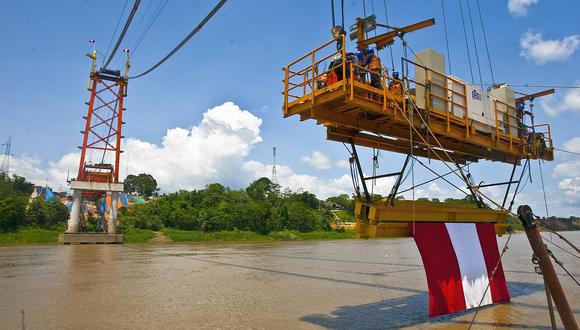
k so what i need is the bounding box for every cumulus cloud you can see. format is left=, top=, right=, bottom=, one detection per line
left=552, top=136, right=580, bottom=203
left=301, top=151, right=332, bottom=170
left=335, top=159, right=349, bottom=169
left=508, top=0, right=538, bottom=16
left=10, top=102, right=263, bottom=192
left=520, top=31, right=580, bottom=64
left=540, top=85, right=580, bottom=116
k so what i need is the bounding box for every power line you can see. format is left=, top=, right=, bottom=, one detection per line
left=130, top=0, right=228, bottom=79
left=103, top=0, right=142, bottom=69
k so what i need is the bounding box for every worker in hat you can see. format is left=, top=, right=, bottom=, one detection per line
left=331, top=26, right=346, bottom=51
left=364, top=49, right=383, bottom=89
left=388, top=71, right=403, bottom=96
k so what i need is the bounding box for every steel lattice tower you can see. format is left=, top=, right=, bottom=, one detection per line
left=272, top=147, right=278, bottom=184
left=1, top=136, right=12, bottom=176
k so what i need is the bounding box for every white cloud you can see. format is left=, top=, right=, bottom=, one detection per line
left=335, top=159, right=350, bottom=169
left=301, top=151, right=332, bottom=170
left=508, top=0, right=538, bottom=16
left=540, top=86, right=580, bottom=116
left=551, top=136, right=580, bottom=206
left=10, top=102, right=263, bottom=192
left=520, top=31, right=580, bottom=64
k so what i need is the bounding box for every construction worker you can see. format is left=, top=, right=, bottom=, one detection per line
left=317, top=72, right=328, bottom=89
left=331, top=26, right=346, bottom=51
left=388, top=71, right=403, bottom=96
left=364, top=49, right=383, bottom=89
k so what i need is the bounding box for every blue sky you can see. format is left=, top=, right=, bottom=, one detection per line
left=1, top=0, right=579, bottom=216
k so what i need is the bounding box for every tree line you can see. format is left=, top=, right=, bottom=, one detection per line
left=119, top=177, right=335, bottom=233
left=0, top=174, right=69, bottom=232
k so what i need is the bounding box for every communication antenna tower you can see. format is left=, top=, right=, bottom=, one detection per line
left=272, top=147, right=278, bottom=184
left=1, top=136, right=12, bottom=176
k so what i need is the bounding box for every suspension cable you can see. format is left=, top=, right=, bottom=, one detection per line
left=341, top=0, right=345, bottom=30
left=103, top=0, right=129, bottom=65
left=132, top=0, right=169, bottom=55
left=331, top=0, right=336, bottom=27
left=476, top=0, right=495, bottom=84
left=130, top=0, right=228, bottom=79
left=458, top=0, right=475, bottom=85
left=125, top=0, right=155, bottom=48
left=440, top=0, right=452, bottom=75
left=466, top=0, right=484, bottom=89
left=103, top=0, right=142, bottom=69
left=362, top=0, right=367, bottom=16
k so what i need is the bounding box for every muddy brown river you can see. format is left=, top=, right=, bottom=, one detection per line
left=1, top=232, right=578, bottom=329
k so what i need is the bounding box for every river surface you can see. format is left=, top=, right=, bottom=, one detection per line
left=1, top=232, right=579, bottom=329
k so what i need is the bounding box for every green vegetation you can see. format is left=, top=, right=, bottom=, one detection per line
left=120, top=178, right=334, bottom=234
left=124, top=173, right=159, bottom=197
left=333, top=210, right=355, bottom=222
left=123, top=227, right=156, bottom=243
left=0, top=173, right=69, bottom=234
left=161, top=228, right=355, bottom=242
left=0, top=228, right=60, bottom=244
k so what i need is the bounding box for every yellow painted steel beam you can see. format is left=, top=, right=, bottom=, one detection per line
left=354, top=199, right=509, bottom=238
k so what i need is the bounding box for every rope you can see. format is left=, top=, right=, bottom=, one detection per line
left=103, top=0, right=130, bottom=65
left=467, top=232, right=513, bottom=330
left=440, top=0, right=452, bottom=74
left=130, top=0, right=228, bottom=79
left=542, top=234, right=580, bottom=260
left=537, top=160, right=550, bottom=219
left=555, top=148, right=580, bottom=156
left=476, top=0, right=495, bottom=84
left=103, top=0, right=142, bottom=69
left=547, top=248, right=580, bottom=287
left=458, top=0, right=475, bottom=85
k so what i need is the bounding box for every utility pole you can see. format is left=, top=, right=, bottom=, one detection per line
left=272, top=147, right=278, bottom=185
left=1, top=136, right=12, bottom=176
left=517, top=205, right=578, bottom=330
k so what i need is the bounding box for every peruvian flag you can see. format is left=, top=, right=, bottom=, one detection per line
left=412, top=222, right=510, bottom=317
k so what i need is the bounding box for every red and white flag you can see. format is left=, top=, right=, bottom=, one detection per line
left=412, top=222, right=510, bottom=317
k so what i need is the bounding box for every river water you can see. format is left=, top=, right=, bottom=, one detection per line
left=1, top=232, right=578, bottom=329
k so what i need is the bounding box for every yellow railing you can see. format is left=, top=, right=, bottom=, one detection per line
left=530, top=123, right=553, bottom=157
left=283, top=36, right=346, bottom=114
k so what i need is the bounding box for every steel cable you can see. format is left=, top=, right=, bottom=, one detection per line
left=129, top=0, right=227, bottom=79
left=104, top=0, right=142, bottom=69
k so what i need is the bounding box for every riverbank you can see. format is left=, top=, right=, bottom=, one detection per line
left=0, top=227, right=356, bottom=244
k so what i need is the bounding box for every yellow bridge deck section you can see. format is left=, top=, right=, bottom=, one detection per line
left=354, top=199, right=509, bottom=238
left=282, top=38, right=554, bottom=165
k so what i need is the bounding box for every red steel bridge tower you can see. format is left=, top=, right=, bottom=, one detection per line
left=66, top=46, right=130, bottom=237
